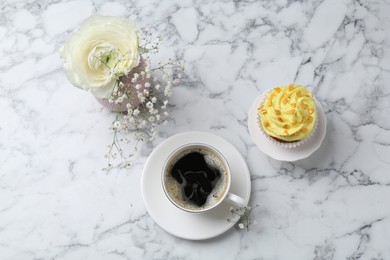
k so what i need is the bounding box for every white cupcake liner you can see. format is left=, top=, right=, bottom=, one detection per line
left=257, top=115, right=319, bottom=149
left=257, top=91, right=319, bottom=149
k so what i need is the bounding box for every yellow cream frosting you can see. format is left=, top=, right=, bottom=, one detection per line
left=258, top=84, right=317, bottom=142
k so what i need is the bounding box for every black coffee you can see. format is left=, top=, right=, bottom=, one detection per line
left=171, top=152, right=221, bottom=206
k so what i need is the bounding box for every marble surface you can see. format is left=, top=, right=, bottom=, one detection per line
left=1, top=0, right=390, bottom=259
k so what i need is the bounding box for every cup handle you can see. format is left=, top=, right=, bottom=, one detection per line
left=225, top=192, right=246, bottom=208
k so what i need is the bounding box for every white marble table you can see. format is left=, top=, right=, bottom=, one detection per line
left=1, top=0, right=390, bottom=259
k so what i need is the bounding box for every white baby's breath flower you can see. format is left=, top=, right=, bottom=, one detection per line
left=149, top=116, right=155, bottom=122
left=145, top=82, right=151, bottom=88
left=139, top=120, right=147, bottom=128
left=151, top=97, right=157, bottom=103
left=146, top=102, right=153, bottom=109
left=118, top=97, right=125, bottom=103
left=133, top=109, right=140, bottom=116
left=238, top=223, right=245, bottom=230
left=113, top=121, right=121, bottom=129
left=173, top=79, right=180, bottom=85
left=135, top=84, right=142, bottom=90
left=155, top=84, right=160, bottom=90
left=109, top=68, right=117, bottom=76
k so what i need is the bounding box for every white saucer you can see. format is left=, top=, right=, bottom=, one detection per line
left=248, top=92, right=327, bottom=161
left=141, top=131, right=251, bottom=240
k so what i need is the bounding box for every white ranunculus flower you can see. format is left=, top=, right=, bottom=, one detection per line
left=60, top=15, right=141, bottom=98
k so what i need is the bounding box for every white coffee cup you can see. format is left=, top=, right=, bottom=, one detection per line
left=162, top=143, right=246, bottom=213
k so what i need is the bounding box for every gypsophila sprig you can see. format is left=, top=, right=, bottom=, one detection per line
left=103, top=26, right=183, bottom=169
left=227, top=205, right=259, bottom=231
left=60, top=16, right=183, bottom=170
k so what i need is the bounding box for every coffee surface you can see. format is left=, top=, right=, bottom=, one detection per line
left=171, top=152, right=221, bottom=206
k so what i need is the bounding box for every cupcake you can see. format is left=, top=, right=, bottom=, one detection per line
left=257, top=84, right=317, bottom=147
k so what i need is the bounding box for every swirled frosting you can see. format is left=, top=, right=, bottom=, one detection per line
left=258, top=85, right=317, bottom=142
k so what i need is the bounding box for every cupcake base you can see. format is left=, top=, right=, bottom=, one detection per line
left=258, top=116, right=319, bottom=149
